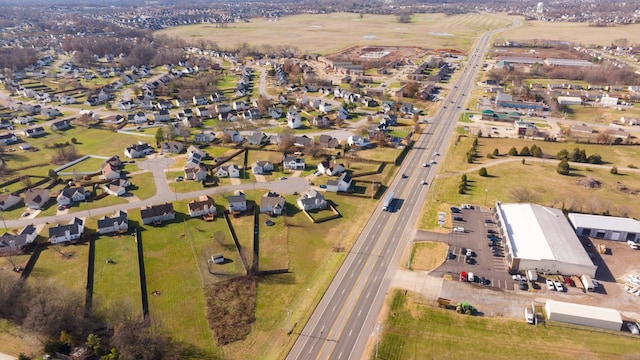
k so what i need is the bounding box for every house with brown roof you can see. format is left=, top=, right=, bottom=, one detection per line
left=25, top=188, right=50, bottom=210
left=188, top=195, right=217, bottom=219
left=0, top=193, right=22, bottom=211
left=140, top=203, right=175, bottom=225
left=260, top=191, right=285, bottom=216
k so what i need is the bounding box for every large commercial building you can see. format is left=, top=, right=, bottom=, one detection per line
left=493, top=203, right=597, bottom=277
left=545, top=300, right=622, bottom=331
left=568, top=213, right=640, bottom=243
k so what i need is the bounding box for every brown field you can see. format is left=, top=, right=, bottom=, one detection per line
left=500, top=20, right=640, bottom=46
left=156, top=13, right=512, bottom=55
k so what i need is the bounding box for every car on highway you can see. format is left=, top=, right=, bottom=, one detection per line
left=422, top=163, right=429, bottom=167
left=420, top=180, right=427, bottom=185
left=401, top=173, right=408, bottom=178
left=430, top=159, right=437, bottom=164
left=546, top=279, right=555, bottom=290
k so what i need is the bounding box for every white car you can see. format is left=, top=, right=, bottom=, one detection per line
left=512, top=274, right=524, bottom=282
left=466, top=248, right=473, bottom=257
left=628, top=322, right=639, bottom=335
left=553, top=281, right=564, bottom=292
left=546, top=279, right=554, bottom=290
left=453, top=227, right=465, bottom=233
left=422, top=163, right=428, bottom=167
left=420, top=180, right=427, bottom=185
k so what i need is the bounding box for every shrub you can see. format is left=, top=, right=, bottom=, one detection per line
left=508, top=147, right=518, bottom=156
left=492, top=148, right=499, bottom=156
left=478, top=167, right=488, bottom=177
left=610, top=167, right=618, bottom=174
left=557, top=159, right=570, bottom=175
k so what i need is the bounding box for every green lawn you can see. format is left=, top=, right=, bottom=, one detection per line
left=29, top=242, right=89, bottom=294
left=93, top=234, right=143, bottom=322
left=375, top=290, right=640, bottom=360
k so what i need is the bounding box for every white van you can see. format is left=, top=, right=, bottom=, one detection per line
left=628, top=241, right=639, bottom=250
left=468, top=272, right=475, bottom=282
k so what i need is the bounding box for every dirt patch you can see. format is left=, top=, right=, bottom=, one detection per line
left=205, top=276, right=257, bottom=345
left=326, top=46, right=425, bottom=67
left=576, top=177, right=601, bottom=188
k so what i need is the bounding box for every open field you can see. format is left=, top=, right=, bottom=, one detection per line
left=374, top=290, right=640, bottom=360
left=500, top=20, right=640, bottom=46
left=156, top=13, right=512, bottom=55
left=29, top=243, right=89, bottom=294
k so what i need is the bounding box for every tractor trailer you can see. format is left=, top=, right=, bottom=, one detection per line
left=382, top=191, right=394, bottom=211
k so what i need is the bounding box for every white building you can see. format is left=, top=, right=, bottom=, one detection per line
left=545, top=300, right=621, bottom=331
left=493, top=203, right=597, bottom=277
left=567, top=213, right=640, bottom=242
left=557, top=96, right=582, bottom=105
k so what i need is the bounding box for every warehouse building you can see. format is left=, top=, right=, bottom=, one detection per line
left=545, top=300, right=622, bottom=331
left=493, top=203, right=597, bottom=277
left=568, top=213, right=640, bottom=243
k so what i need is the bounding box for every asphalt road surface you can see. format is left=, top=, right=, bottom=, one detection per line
left=285, top=20, right=520, bottom=360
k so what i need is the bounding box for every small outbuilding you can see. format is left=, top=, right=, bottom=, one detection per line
left=545, top=300, right=622, bottom=331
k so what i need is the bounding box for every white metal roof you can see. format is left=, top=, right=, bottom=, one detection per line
left=497, top=203, right=592, bottom=266
left=546, top=300, right=622, bottom=324
left=568, top=213, right=640, bottom=234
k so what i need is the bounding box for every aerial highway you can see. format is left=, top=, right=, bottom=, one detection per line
left=286, top=22, right=516, bottom=360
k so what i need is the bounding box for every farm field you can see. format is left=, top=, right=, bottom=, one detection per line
left=156, top=13, right=512, bottom=55
left=500, top=20, right=640, bottom=46
left=374, top=290, right=640, bottom=360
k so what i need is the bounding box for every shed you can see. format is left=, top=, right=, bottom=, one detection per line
left=545, top=300, right=621, bottom=331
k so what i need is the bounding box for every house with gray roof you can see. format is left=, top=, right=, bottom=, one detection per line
left=97, top=210, right=129, bottom=235
left=140, top=203, right=175, bottom=225
left=260, top=191, right=285, bottom=215
left=0, top=225, right=37, bottom=253
left=49, top=217, right=84, bottom=244
left=296, top=189, right=327, bottom=211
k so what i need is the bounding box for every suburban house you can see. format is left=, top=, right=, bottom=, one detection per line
left=24, top=188, right=50, bottom=210
left=161, top=141, right=184, bottom=154
left=140, top=203, right=175, bottom=225
left=228, top=191, right=247, bottom=214
left=294, top=135, right=313, bottom=147
left=187, top=195, right=217, bottom=219
left=311, top=115, right=331, bottom=129
left=222, top=130, right=244, bottom=143
left=124, top=142, right=153, bottom=158
left=326, top=172, right=353, bottom=193
left=49, top=217, right=85, bottom=244
left=247, top=132, right=267, bottom=145
left=100, top=163, right=122, bottom=181
left=97, top=210, right=129, bottom=235
left=0, top=133, right=18, bottom=145
left=318, top=160, right=345, bottom=176
left=56, top=186, right=88, bottom=206
left=318, top=134, right=339, bottom=149
left=0, top=225, right=37, bottom=253
left=348, top=135, right=371, bottom=148
left=252, top=160, right=274, bottom=175
left=195, top=107, right=212, bottom=118
left=0, top=193, right=22, bottom=211
left=25, top=126, right=45, bottom=138
left=296, top=189, right=327, bottom=211
left=260, top=191, right=285, bottom=216
left=216, top=164, right=240, bottom=178
left=194, top=132, right=216, bottom=143
left=187, top=145, right=207, bottom=160
left=184, top=164, right=208, bottom=181
left=102, top=179, right=131, bottom=197
left=283, top=155, right=306, bottom=170
left=50, top=119, right=71, bottom=131
left=154, top=109, right=171, bottom=122
left=286, top=109, right=302, bottom=129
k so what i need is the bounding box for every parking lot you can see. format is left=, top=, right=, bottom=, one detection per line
left=423, top=205, right=515, bottom=290
left=410, top=205, right=640, bottom=322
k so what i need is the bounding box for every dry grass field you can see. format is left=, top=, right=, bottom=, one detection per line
left=500, top=20, right=640, bottom=46
left=156, top=13, right=512, bottom=54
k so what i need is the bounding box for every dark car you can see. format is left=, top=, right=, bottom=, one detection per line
left=264, top=220, right=275, bottom=226
left=453, top=216, right=464, bottom=221
left=488, top=235, right=498, bottom=241
left=451, top=207, right=461, bottom=213
left=487, top=229, right=496, bottom=234
left=519, top=281, right=528, bottom=291
left=401, top=173, right=408, bottom=178
left=484, top=219, right=493, bottom=224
